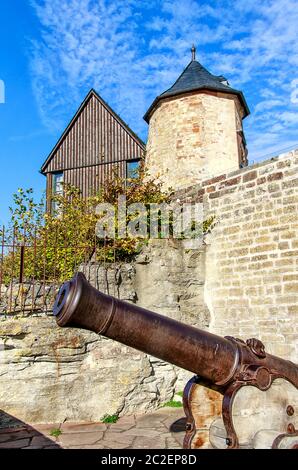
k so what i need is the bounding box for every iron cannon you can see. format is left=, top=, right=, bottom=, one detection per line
left=53, top=272, right=298, bottom=449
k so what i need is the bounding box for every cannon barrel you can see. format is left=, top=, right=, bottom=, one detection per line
left=53, top=272, right=298, bottom=390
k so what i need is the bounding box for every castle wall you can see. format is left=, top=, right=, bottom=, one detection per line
left=176, top=149, right=298, bottom=363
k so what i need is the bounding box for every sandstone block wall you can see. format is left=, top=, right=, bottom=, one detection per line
left=177, top=149, right=298, bottom=363
left=146, top=91, right=241, bottom=191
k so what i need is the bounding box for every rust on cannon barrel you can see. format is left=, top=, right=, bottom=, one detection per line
left=53, top=272, right=298, bottom=390
left=53, top=272, right=238, bottom=385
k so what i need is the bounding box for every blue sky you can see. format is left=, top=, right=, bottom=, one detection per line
left=0, top=0, right=298, bottom=226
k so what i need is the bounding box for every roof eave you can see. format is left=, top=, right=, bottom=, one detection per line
left=143, top=97, right=160, bottom=123
left=144, top=86, right=250, bottom=123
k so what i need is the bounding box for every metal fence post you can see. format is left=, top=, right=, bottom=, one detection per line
left=19, top=244, right=25, bottom=284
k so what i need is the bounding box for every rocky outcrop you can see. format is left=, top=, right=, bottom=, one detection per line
left=0, top=316, right=177, bottom=423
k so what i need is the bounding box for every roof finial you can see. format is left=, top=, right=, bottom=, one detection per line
left=191, top=44, right=196, bottom=61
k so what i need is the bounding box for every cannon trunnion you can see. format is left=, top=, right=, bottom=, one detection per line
left=53, top=272, right=298, bottom=449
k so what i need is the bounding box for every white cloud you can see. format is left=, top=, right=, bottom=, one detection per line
left=29, top=0, right=298, bottom=161
left=254, top=100, right=284, bottom=113
left=280, top=111, right=298, bottom=124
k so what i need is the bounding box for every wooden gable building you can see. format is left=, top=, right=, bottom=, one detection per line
left=40, top=89, right=145, bottom=210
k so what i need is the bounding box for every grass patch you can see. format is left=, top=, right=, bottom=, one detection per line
left=101, top=414, right=119, bottom=424
left=176, top=391, right=183, bottom=397
left=50, top=428, right=62, bottom=437
left=162, top=400, right=183, bottom=408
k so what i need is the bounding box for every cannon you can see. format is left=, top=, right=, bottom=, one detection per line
left=53, top=272, right=298, bottom=449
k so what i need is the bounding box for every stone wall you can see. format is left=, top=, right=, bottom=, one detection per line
left=176, top=149, right=298, bottom=363
left=146, top=91, right=242, bottom=191
left=0, top=316, right=177, bottom=423
left=0, top=282, right=56, bottom=314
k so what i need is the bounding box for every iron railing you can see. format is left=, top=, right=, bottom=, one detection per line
left=0, top=224, right=117, bottom=315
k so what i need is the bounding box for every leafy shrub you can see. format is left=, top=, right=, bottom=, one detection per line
left=49, top=428, right=62, bottom=437
left=1, top=164, right=215, bottom=284
left=1, top=167, right=170, bottom=283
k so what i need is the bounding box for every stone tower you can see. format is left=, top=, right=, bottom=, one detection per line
left=144, top=47, right=249, bottom=190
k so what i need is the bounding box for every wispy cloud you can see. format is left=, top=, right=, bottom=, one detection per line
left=29, top=0, right=298, bottom=161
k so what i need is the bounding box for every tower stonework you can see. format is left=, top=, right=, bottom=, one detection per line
left=144, top=49, right=249, bottom=191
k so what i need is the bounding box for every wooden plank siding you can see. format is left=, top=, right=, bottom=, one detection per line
left=41, top=89, right=145, bottom=210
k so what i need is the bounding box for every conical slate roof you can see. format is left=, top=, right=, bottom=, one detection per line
left=144, top=57, right=250, bottom=123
